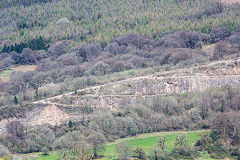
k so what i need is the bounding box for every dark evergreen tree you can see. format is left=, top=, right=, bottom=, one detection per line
left=68, top=120, right=73, bottom=128
left=14, top=96, right=19, bottom=104
left=74, top=89, right=77, bottom=95
left=1, top=44, right=9, bottom=53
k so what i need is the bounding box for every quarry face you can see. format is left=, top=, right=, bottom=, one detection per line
left=1, top=59, right=240, bottom=131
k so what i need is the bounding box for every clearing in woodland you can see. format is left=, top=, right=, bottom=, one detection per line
left=22, top=130, right=212, bottom=160
left=0, top=65, right=37, bottom=81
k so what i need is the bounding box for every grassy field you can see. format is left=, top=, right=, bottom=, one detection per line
left=103, top=130, right=208, bottom=160
left=0, top=65, right=37, bottom=81
left=21, top=130, right=212, bottom=160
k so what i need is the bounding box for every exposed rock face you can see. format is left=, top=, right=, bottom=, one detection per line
left=25, top=105, right=69, bottom=126
left=63, top=60, right=240, bottom=109
left=72, top=75, right=240, bottom=109
left=2, top=59, right=240, bottom=131
left=0, top=105, right=69, bottom=134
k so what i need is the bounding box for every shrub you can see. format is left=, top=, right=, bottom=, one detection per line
left=54, top=131, right=86, bottom=150
left=156, top=32, right=184, bottom=48
left=58, top=54, right=79, bottom=66
left=2, top=155, right=11, bottom=160
left=172, top=135, right=197, bottom=157
left=87, top=132, right=106, bottom=158
left=195, top=133, right=213, bottom=150
left=114, top=34, right=154, bottom=51
left=168, top=48, right=193, bottom=64
left=6, top=121, right=26, bottom=138
left=231, top=147, right=240, bottom=158
left=115, top=142, right=133, bottom=160
left=11, top=48, right=37, bottom=65
left=54, top=131, right=91, bottom=160
left=47, top=40, right=71, bottom=57
left=134, top=147, right=147, bottom=160
left=104, top=42, right=128, bottom=55
left=42, top=147, right=49, bottom=155
left=210, top=27, right=231, bottom=43
left=38, top=83, right=61, bottom=97
left=149, top=147, right=173, bottom=160
left=201, top=34, right=211, bottom=44
left=228, top=33, right=240, bottom=49
left=187, top=32, right=202, bottom=48
left=157, top=136, right=167, bottom=151
left=0, top=144, right=11, bottom=158
left=111, top=61, right=127, bottom=72
left=128, top=56, right=147, bottom=68
left=90, top=61, right=111, bottom=76
left=212, top=41, right=228, bottom=60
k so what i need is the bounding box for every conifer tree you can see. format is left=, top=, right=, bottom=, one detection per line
left=68, top=120, right=73, bottom=128
left=14, top=96, right=19, bottom=104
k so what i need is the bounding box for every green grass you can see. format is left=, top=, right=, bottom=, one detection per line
left=103, top=130, right=207, bottom=160
left=22, top=130, right=211, bottom=160
left=21, top=152, right=58, bottom=160
left=39, top=153, right=59, bottom=160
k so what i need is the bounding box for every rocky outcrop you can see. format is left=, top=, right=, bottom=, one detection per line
left=57, top=60, right=240, bottom=109
left=0, top=105, right=69, bottom=134
left=2, top=59, right=240, bottom=130
left=24, top=105, right=69, bottom=126
left=71, top=75, right=240, bottom=109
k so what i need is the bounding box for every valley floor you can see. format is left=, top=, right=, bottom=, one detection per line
left=20, top=130, right=215, bottom=160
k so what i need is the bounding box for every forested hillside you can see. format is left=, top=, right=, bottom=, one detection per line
left=0, top=0, right=240, bottom=46
left=0, top=0, right=240, bottom=160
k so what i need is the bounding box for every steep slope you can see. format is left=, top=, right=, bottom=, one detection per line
left=1, top=58, right=240, bottom=131
left=35, top=58, right=240, bottom=107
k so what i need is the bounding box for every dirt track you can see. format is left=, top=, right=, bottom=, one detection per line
left=32, top=58, right=240, bottom=106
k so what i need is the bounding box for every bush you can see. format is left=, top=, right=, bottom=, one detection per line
left=54, top=131, right=86, bottom=150
left=156, top=32, right=185, bottom=48
left=172, top=135, right=196, bottom=157
left=115, top=142, right=133, bottom=160
left=114, top=34, right=154, bottom=51
left=38, top=83, right=61, bottom=97
left=210, top=27, right=231, bottom=43
left=54, top=131, right=91, bottom=160
left=212, top=41, right=228, bottom=60
left=6, top=121, right=26, bottom=138
left=228, top=33, right=240, bottom=49
left=104, top=42, right=128, bottom=55
left=134, top=147, right=147, bottom=160
left=0, top=144, right=11, bottom=158
left=90, top=61, right=111, bottom=76
left=47, top=40, right=71, bottom=57
left=11, top=48, right=37, bottom=65
left=149, top=147, right=173, bottom=160
left=128, top=56, right=147, bottom=68
left=231, top=147, right=240, bottom=158
left=201, top=34, right=211, bottom=44
left=87, top=132, right=106, bottom=158
left=2, top=155, right=11, bottom=160
left=168, top=48, right=193, bottom=64
left=111, top=61, right=127, bottom=72
left=58, top=54, right=79, bottom=66
left=42, top=147, right=49, bottom=155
